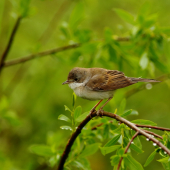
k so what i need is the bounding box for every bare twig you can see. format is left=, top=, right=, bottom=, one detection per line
left=135, top=124, right=170, bottom=132
left=3, top=43, right=81, bottom=67
left=0, top=16, right=22, bottom=72
left=117, top=131, right=139, bottom=170
left=57, top=110, right=170, bottom=170
left=143, top=130, right=163, bottom=140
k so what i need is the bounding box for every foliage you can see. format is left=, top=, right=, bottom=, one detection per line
left=1, top=0, right=170, bottom=170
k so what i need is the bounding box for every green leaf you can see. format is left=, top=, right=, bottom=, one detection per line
left=110, top=155, right=120, bottom=166
left=76, top=112, right=89, bottom=122
left=58, top=114, right=71, bottom=122
left=158, top=156, right=170, bottom=163
left=117, top=148, right=125, bottom=156
left=103, top=124, right=109, bottom=139
left=139, top=52, right=149, bottom=70
left=118, top=98, right=126, bottom=115
left=104, top=27, right=113, bottom=43
left=104, top=134, right=121, bottom=147
left=131, top=119, right=157, bottom=126
left=69, top=2, right=84, bottom=30
left=80, top=143, right=101, bottom=157
left=100, top=145, right=121, bottom=156
left=64, top=105, right=72, bottom=113
left=74, top=106, right=82, bottom=120
left=108, top=44, right=117, bottom=63
left=0, top=96, right=8, bottom=114
left=120, top=109, right=132, bottom=117
left=72, top=92, right=77, bottom=108
left=144, top=150, right=157, bottom=167
left=114, top=8, right=135, bottom=24
left=60, top=126, right=72, bottom=131
left=29, top=145, right=55, bottom=157
left=131, top=110, right=139, bottom=116
left=124, top=154, right=144, bottom=170
left=3, top=111, right=21, bottom=126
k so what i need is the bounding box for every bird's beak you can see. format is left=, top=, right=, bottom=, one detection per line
left=62, top=80, right=69, bottom=85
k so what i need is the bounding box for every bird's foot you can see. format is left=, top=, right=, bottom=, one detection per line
left=97, top=109, right=104, bottom=117
left=89, top=108, right=96, bottom=119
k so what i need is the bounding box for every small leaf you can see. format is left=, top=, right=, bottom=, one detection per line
left=74, top=106, right=82, bottom=120
left=124, top=154, right=144, bottom=170
left=58, top=114, right=71, bottom=122
left=29, top=145, right=55, bottom=157
left=80, top=143, right=101, bottom=157
left=64, top=105, right=72, bottom=113
left=158, top=156, right=170, bottom=163
left=103, top=124, right=109, bottom=139
left=76, top=112, right=89, bottom=122
left=110, top=155, right=120, bottom=166
left=114, top=8, right=135, bottom=24
left=104, top=134, right=121, bottom=147
left=121, top=109, right=132, bottom=117
left=104, top=27, right=113, bottom=43
left=72, top=92, right=77, bottom=108
left=144, top=150, right=157, bottom=167
left=131, top=119, right=157, bottom=126
left=131, top=110, right=139, bottom=116
left=69, top=2, right=84, bottom=30
left=100, top=145, right=121, bottom=156
left=117, top=148, right=125, bottom=156
left=139, top=52, right=149, bottom=70
left=60, top=126, right=72, bottom=131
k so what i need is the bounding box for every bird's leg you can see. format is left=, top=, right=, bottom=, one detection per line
left=97, top=97, right=113, bottom=116
left=90, top=99, right=103, bottom=117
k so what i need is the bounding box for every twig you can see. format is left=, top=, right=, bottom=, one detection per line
left=143, top=130, right=163, bottom=140
left=0, top=16, right=22, bottom=72
left=101, top=110, right=170, bottom=155
left=135, top=124, right=170, bottom=131
left=3, top=36, right=131, bottom=67
left=3, top=43, right=81, bottom=67
left=117, top=131, right=139, bottom=170
left=57, top=110, right=170, bottom=170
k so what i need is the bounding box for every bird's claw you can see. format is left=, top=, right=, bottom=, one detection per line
left=97, top=109, right=104, bottom=117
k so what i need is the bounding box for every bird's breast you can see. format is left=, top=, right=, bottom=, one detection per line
left=69, top=82, right=114, bottom=100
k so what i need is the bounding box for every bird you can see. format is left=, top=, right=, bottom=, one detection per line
left=62, top=67, right=160, bottom=115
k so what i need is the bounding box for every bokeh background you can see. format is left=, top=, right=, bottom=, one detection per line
left=0, top=0, right=170, bottom=169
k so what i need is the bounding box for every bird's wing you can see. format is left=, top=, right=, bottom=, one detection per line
left=85, top=70, right=134, bottom=91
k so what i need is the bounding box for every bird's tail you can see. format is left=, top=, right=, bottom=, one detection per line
left=129, top=77, right=160, bottom=83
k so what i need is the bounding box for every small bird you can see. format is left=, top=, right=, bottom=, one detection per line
left=62, top=67, right=160, bottom=115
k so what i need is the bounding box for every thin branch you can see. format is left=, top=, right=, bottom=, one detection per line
left=0, top=16, right=22, bottom=71
left=117, top=131, right=139, bottom=170
left=3, top=36, right=131, bottom=67
left=143, top=130, right=163, bottom=140
left=3, top=43, right=81, bottom=67
left=135, top=124, right=170, bottom=131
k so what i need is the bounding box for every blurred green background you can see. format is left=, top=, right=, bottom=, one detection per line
left=0, top=0, right=170, bottom=169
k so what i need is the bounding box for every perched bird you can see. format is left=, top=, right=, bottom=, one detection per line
left=62, top=67, right=160, bottom=115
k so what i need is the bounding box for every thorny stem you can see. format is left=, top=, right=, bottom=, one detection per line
left=117, top=131, right=139, bottom=170
left=57, top=110, right=170, bottom=170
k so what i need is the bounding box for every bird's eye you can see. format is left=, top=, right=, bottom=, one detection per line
left=74, top=78, right=78, bottom=81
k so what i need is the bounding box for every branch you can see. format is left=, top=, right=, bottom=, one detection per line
left=3, top=43, right=81, bottom=67
left=143, top=130, right=163, bottom=140
left=117, top=131, right=139, bottom=170
left=3, top=36, right=131, bottom=67
left=57, top=110, right=170, bottom=170
left=0, top=16, right=22, bottom=71
left=135, top=124, right=170, bottom=131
